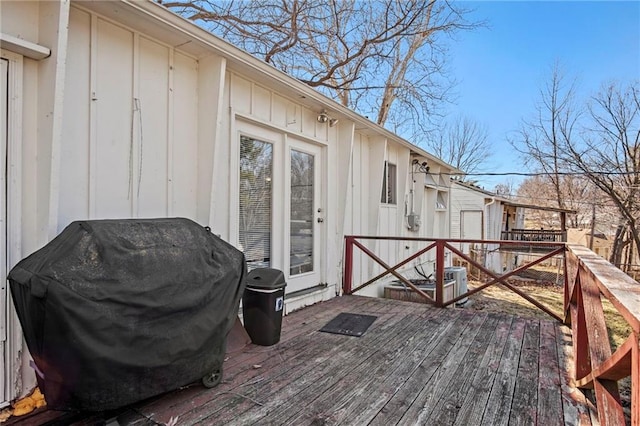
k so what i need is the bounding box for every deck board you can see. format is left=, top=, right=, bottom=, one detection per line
left=24, top=295, right=597, bottom=425
left=509, top=320, right=540, bottom=426
left=537, top=321, right=565, bottom=426
left=330, top=310, right=460, bottom=425
left=289, top=307, right=443, bottom=425
left=479, top=318, right=526, bottom=425
left=453, top=313, right=514, bottom=425
left=424, top=312, right=502, bottom=425
left=227, top=307, right=426, bottom=425
left=395, top=311, right=491, bottom=425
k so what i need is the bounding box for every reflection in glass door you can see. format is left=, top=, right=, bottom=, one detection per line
left=239, top=136, right=273, bottom=270
left=290, top=150, right=314, bottom=275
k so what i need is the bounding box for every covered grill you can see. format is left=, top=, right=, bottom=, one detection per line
left=8, top=218, right=246, bottom=411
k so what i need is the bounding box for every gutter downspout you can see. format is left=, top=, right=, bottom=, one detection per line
left=484, top=197, right=497, bottom=272
left=484, top=197, right=496, bottom=238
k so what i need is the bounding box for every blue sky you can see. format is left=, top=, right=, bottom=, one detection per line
left=443, top=1, right=640, bottom=191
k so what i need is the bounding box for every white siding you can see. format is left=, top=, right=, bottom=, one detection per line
left=59, top=10, right=202, bottom=227
left=59, top=7, right=91, bottom=222
left=171, top=52, right=199, bottom=218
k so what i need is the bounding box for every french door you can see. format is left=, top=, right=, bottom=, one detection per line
left=237, top=122, right=324, bottom=294
left=286, top=139, right=323, bottom=293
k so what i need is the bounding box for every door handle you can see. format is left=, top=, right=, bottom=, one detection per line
left=317, top=218, right=324, bottom=223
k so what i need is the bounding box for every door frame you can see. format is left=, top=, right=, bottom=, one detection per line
left=284, top=135, right=324, bottom=293
left=232, top=117, right=327, bottom=294
left=1, top=49, right=25, bottom=405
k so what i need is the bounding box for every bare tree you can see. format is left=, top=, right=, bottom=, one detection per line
left=160, top=0, right=479, bottom=138
left=513, top=62, right=640, bottom=270
left=516, top=175, right=601, bottom=228
left=494, top=180, right=517, bottom=199
left=562, top=82, right=640, bottom=269
left=509, top=62, right=580, bottom=211
left=426, top=115, right=491, bottom=176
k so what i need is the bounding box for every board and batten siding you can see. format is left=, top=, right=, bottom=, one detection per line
left=344, top=137, right=431, bottom=297
left=1, top=0, right=462, bottom=403
left=59, top=7, right=204, bottom=229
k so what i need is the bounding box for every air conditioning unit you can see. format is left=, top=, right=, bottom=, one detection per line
left=445, top=266, right=468, bottom=306
left=384, top=280, right=455, bottom=304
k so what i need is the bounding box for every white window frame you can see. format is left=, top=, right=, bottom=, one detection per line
left=381, top=161, right=397, bottom=205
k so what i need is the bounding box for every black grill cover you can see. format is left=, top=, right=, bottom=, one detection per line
left=8, top=218, right=246, bottom=411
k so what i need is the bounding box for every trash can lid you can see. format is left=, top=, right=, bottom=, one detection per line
left=246, top=268, right=287, bottom=289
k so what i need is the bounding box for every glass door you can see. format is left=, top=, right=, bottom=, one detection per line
left=239, top=135, right=273, bottom=270
left=236, top=123, right=324, bottom=294
left=287, top=140, right=323, bottom=292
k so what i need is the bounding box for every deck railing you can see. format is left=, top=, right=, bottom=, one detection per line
left=565, top=244, right=639, bottom=426
left=501, top=228, right=567, bottom=243
left=343, top=236, right=639, bottom=426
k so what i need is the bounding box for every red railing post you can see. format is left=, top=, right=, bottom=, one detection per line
left=343, top=236, right=354, bottom=295
left=435, top=239, right=445, bottom=307
left=563, top=248, right=570, bottom=324
left=572, top=279, right=591, bottom=381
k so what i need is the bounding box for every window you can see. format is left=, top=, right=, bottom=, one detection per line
left=381, top=161, right=397, bottom=204
left=239, top=136, right=272, bottom=270
left=290, top=149, right=314, bottom=275
left=436, top=190, right=448, bottom=210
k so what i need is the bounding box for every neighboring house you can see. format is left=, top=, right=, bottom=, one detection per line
left=450, top=180, right=507, bottom=241
left=567, top=228, right=612, bottom=260
left=450, top=181, right=575, bottom=273
left=449, top=180, right=510, bottom=273
left=0, top=0, right=458, bottom=403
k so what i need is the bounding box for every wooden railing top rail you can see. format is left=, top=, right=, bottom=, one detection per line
left=567, top=244, right=640, bottom=334
left=345, top=235, right=565, bottom=246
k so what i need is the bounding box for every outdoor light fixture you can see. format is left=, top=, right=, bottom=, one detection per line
left=317, top=109, right=339, bottom=127
left=317, top=110, right=329, bottom=123
left=412, top=159, right=430, bottom=173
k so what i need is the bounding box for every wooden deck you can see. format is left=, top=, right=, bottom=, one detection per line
left=19, top=295, right=599, bottom=425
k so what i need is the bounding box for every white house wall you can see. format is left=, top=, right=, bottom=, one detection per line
left=450, top=184, right=485, bottom=240
left=344, top=132, right=375, bottom=294
left=344, top=139, right=443, bottom=297
left=58, top=7, right=203, bottom=230
left=1, top=0, right=73, bottom=400
left=223, top=73, right=349, bottom=305
left=485, top=201, right=504, bottom=272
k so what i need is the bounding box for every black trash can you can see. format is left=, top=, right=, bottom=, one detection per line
left=243, top=268, right=286, bottom=346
